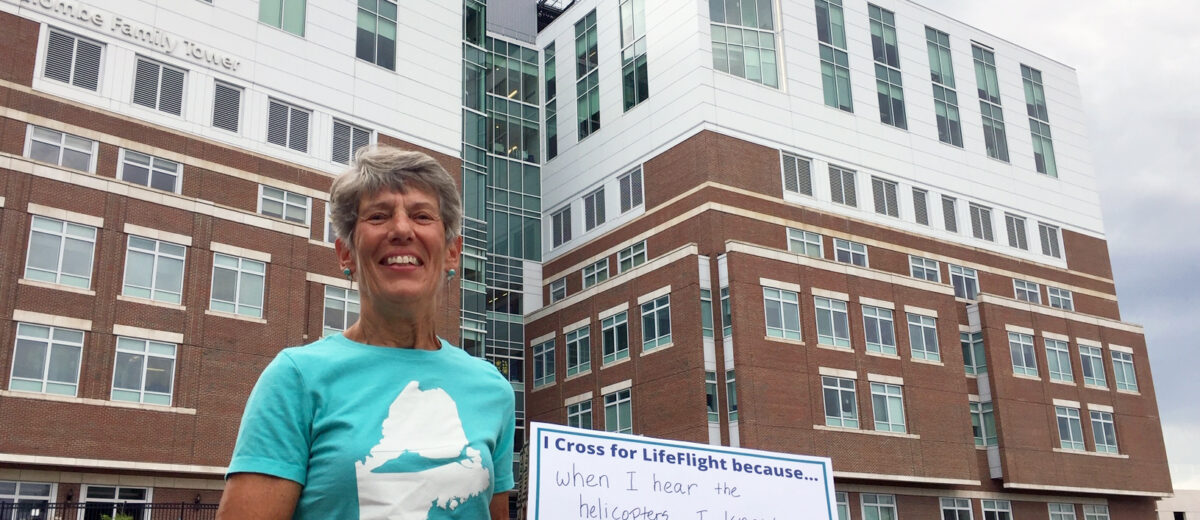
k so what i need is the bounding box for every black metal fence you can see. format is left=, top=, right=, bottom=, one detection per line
left=0, top=502, right=218, bottom=520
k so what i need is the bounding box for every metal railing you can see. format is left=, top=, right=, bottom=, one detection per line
left=0, top=502, right=218, bottom=520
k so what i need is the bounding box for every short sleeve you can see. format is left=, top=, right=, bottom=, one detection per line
left=491, top=383, right=517, bottom=493
left=226, top=352, right=312, bottom=485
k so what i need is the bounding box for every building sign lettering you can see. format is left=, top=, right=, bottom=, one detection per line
left=16, top=0, right=243, bottom=73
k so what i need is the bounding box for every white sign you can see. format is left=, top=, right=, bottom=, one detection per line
left=529, top=422, right=837, bottom=520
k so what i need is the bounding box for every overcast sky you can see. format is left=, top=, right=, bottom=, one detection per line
left=915, top=0, right=1200, bottom=490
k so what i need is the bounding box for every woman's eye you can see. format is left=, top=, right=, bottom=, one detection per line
left=366, top=213, right=388, bottom=222
left=414, top=213, right=436, bottom=222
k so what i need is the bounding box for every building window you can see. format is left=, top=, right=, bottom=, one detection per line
left=44, top=29, right=102, bottom=91
left=1112, top=351, right=1138, bottom=392
left=1008, top=332, right=1037, bottom=377
left=1080, top=345, right=1107, bottom=387
left=1046, top=338, right=1073, bottom=383
left=602, top=311, right=630, bottom=364
left=26, top=125, right=96, bottom=172
left=973, top=45, right=1009, bottom=161
left=941, top=498, right=973, bottom=520
left=862, top=306, right=896, bottom=355
left=1005, top=213, right=1028, bottom=250
left=969, top=203, right=994, bottom=241
left=949, top=264, right=979, bottom=299
left=815, top=0, right=852, bottom=110
left=582, top=258, right=609, bottom=288
left=132, top=57, right=185, bottom=116
left=701, top=289, right=715, bottom=338
left=970, top=400, right=997, bottom=446
left=212, top=81, right=242, bottom=132
left=1022, top=65, right=1058, bottom=176
left=710, top=0, right=778, bottom=87
left=568, top=400, right=592, bottom=429
left=10, top=323, right=84, bottom=396
left=822, top=376, right=858, bottom=428
left=926, top=27, right=963, bottom=147
left=787, top=228, right=823, bottom=258
left=356, top=0, right=397, bottom=69
left=322, top=286, right=359, bottom=337
left=619, top=167, right=644, bottom=212
left=260, top=0, right=306, bottom=36
left=266, top=99, right=310, bottom=152
left=781, top=153, right=813, bottom=196
left=620, top=0, right=649, bottom=109
left=909, top=255, right=939, bottom=282
left=725, top=369, right=738, bottom=422
left=912, top=188, right=929, bottom=225
left=332, top=120, right=371, bottom=165
left=720, top=287, right=732, bottom=337
left=1055, top=406, right=1085, bottom=451
left=763, top=287, right=801, bottom=340
left=604, top=388, right=632, bottom=433
left=259, top=185, right=311, bottom=225
left=1091, top=410, right=1118, bottom=453
left=706, top=370, right=719, bottom=422
left=584, top=188, right=606, bottom=231
left=549, top=278, right=566, bottom=303
left=83, top=486, right=149, bottom=519
left=618, top=241, right=647, bottom=272
left=833, top=238, right=867, bottom=267
left=111, top=336, right=176, bottom=405
left=941, top=195, right=959, bottom=232
left=532, top=339, right=555, bottom=388
left=119, top=149, right=181, bottom=193
left=565, top=326, right=591, bottom=377
left=836, top=492, right=850, bottom=520
left=829, top=166, right=857, bottom=207
left=640, top=295, right=671, bottom=351
left=871, top=383, right=907, bottom=431
left=961, top=331, right=986, bottom=375
left=871, top=176, right=899, bottom=217
left=861, top=494, right=897, bottom=520
left=551, top=207, right=571, bottom=247
left=1013, top=279, right=1040, bottom=303
left=545, top=43, right=558, bottom=160
left=25, top=215, right=96, bottom=289
left=1039, top=222, right=1062, bottom=258
left=907, top=313, right=940, bottom=361
left=868, top=5, right=906, bottom=128
left=1049, top=503, right=1077, bottom=520
left=123, top=236, right=186, bottom=304
left=1048, top=287, right=1074, bottom=311
left=982, top=500, right=1013, bottom=520
left=575, top=10, right=601, bottom=139
left=210, top=253, right=266, bottom=318
left=1082, top=505, right=1110, bottom=520
left=0, top=480, right=53, bottom=514
left=815, top=296, right=850, bottom=348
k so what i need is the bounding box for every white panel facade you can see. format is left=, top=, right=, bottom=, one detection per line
left=537, top=0, right=1104, bottom=265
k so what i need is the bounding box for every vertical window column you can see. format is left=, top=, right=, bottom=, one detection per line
left=973, top=44, right=1009, bottom=161
left=868, top=5, right=905, bottom=128
left=709, top=0, right=779, bottom=87
left=620, top=0, right=649, bottom=109
left=1022, top=65, right=1058, bottom=176
left=815, top=0, right=852, bottom=110
left=575, top=10, right=600, bottom=139
left=926, top=27, right=962, bottom=146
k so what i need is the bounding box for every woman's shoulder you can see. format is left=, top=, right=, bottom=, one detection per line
left=439, top=340, right=509, bottom=380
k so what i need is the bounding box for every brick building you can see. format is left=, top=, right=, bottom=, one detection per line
left=0, top=0, right=1173, bottom=518
left=525, top=0, right=1172, bottom=519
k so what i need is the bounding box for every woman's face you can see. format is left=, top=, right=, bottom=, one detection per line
left=336, top=187, right=460, bottom=308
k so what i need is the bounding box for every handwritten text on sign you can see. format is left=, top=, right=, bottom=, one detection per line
left=529, top=422, right=837, bottom=520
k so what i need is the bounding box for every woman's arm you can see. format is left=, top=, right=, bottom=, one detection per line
left=216, top=473, right=302, bottom=520
left=490, top=492, right=510, bottom=520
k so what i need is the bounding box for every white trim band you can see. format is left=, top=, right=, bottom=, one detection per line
left=601, top=379, right=633, bottom=395
left=760, top=277, right=802, bottom=293
left=112, top=324, right=184, bottom=344
left=123, top=223, right=194, bottom=246
left=13, top=310, right=92, bottom=331
left=637, top=285, right=672, bottom=305
left=27, top=202, right=104, bottom=227
left=818, top=367, right=857, bottom=379
left=211, top=242, right=272, bottom=263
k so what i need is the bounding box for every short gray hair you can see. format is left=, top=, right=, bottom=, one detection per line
left=328, top=145, right=462, bottom=251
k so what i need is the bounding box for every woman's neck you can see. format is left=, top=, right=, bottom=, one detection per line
left=344, top=303, right=440, bottom=350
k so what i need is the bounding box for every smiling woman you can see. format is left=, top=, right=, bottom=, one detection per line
left=218, top=146, right=515, bottom=520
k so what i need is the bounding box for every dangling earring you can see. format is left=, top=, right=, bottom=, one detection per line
left=447, top=269, right=456, bottom=280
left=343, top=268, right=352, bottom=280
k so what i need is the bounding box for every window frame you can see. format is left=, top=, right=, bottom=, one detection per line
left=787, top=228, right=823, bottom=258
left=331, top=120, right=373, bottom=165
left=603, top=387, right=632, bottom=433
left=110, top=336, right=177, bottom=406
left=1080, top=344, right=1107, bottom=387
left=617, top=241, right=647, bottom=272
left=940, top=497, right=973, bottom=520
left=43, top=28, right=103, bottom=91
left=118, top=148, right=183, bottom=194
left=868, top=4, right=907, bottom=129
left=25, top=124, right=98, bottom=173
left=763, top=287, right=802, bottom=340
left=822, top=375, right=858, bottom=428
left=322, top=285, right=360, bottom=337
left=982, top=500, right=1014, bottom=520
left=1013, top=279, right=1040, bottom=304
left=871, top=176, right=900, bottom=217
left=1008, top=331, right=1037, bottom=377
left=1049, top=503, right=1077, bottom=520
left=24, top=214, right=97, bottom=289
left=1090, top=409, right=1118, bottom=454
left=619, top=0, right=649, bottom=109
left=567, top=399, right=592, bottom=429
left=266, top=98, right=311, bottom=153
left=700, top=289, right=715, bottom=338
left=575, top=10, right=601, bottom=140
left=601, top=311, right=630, bottom=365
left=969, top=202, right=995, bottom=241
left=1039, top=222, right=1062, bottom=258
left=949, top=264, right=979, bottom=299
left=355, top=0, right=398, bottom=70
left=258, top=184, right=312, bottom=227
left=961, top=331, right=986, bottom=376
left=912, top=187, right=930, bottom=225
left=131, top=56, right=186, bottom=116
left=1048, top=286, right=1074, bottom=311
left=1055, top=405, right=1085, bottom=451
left=970, top=400, right=997, bottom=446
left=208, top=253, right=267, bottom=318
left=861, top=494, right=898, bottom=520
left=551, top=206, right=572, bottom=248
left=829, top=165, right=858, bottom=207
left=618, top=166, right=644, bottom=213
left=815, top=296, right=851, bottom=348
left=781, top=152, right=814, bottom=196
left=532, top=339, right=555, bottom=388
left=122, top=235, right=187, bottom=305
left=1005, top=213, right=1029, bottom=250
left=582, top=258, right=609, bottom=289
left=816, top=0, right=853, bottom=111
left=212, top=80, right=243, bottom=133
left=705, top=370, right=719, bottom=422
left=710, top=0, right=780, bottom=87
left=1045, top=338, right=1073, bottom=383
left=565, top=325, right=591, bottom=377
left=640, top=295, right=672, bottom=351
left=583, top=187, right=606, bottom=231
left=861, top=305, right=896, bottom=355
left=549, top=278, right=566, bottom=303
left=833, top=238, right=867, bottom=267
left=259, top=0, right=307, bottom=36
left=909, top=255, right=940, bottom=282
left=9, top=322, right=85, bottom=396
left=870, top=382, right=906, bottom=433
left=907, top=313, right=940, bottom=361
left=1112, top=350, right=1138, bottom=392
left=725, top=369, right=738, bottom=422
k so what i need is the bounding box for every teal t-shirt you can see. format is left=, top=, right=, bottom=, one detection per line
left=227, top=334, right=515, bottom=519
